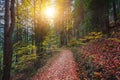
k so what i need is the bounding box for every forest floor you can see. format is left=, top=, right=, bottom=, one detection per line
left=32, top=50, right=79, bottom=80
left=73, top=32, right=120, bottom=80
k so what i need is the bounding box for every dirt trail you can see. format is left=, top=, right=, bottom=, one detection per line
left=32, top=50, right=79, bottom=80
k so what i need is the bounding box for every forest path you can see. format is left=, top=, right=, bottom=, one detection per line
left=32, top=50, right=79, bottom=80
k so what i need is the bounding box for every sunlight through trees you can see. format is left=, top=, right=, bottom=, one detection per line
left=0, top=0, right=120, bottom=80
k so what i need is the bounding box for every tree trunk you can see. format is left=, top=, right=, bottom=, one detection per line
left=104, top=0, right=110, bottom=35
left=112, top=0, right=117, bottom=24
left=2, top=0, right=15, bottom=80
left=3, top=36, right=13, bottom=80
left=3, top=0, right=10, bottom=79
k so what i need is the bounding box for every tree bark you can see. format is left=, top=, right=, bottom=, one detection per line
left=112, top=0, right=117, bottom=23
left=2, top=0, right=15, bottom=80
left=104, top=0, right=110, bottom=35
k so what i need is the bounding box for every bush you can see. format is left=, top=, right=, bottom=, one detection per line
left=12, top=44, right=37, bottom=72
left=67, top=38, right=84, bottom=47
left=80, top=32, right=103, bottom=43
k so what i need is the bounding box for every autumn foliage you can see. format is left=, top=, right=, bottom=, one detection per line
left=79, top=33, right=120, bottom=79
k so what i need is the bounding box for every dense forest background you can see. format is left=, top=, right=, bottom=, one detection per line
left=0, top=0, right=120, bottom=80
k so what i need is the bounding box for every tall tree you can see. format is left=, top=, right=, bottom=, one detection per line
left=56, top=0, right=73, bottom=46
left=112, top=0, right=117, bottom=23
left=34, top=0, right=50, bottom=54
left=74, top=0, right=84, bottom=39
left=2, top=0, right=15, bottom=80
left=80, top=0, right=110, bottom=35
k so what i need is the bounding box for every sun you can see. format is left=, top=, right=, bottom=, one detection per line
left=45, top=6, right=56, bottom=18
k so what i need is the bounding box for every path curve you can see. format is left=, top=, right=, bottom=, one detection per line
left=33, top=50, right=79, bottom=80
